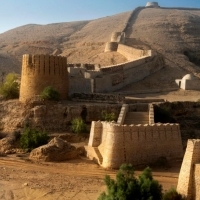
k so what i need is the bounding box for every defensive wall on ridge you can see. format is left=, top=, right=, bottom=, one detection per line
left=66, top=5, right=164, bottom=95
left=19, top=54, right=68, bottom=103
left=177, top=139, right=200, bottom=199
left=68, top=49, right=164, bottom=94
left=87, top=121, right=183, bottom=168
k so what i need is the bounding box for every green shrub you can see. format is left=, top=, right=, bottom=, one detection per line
left=0, top=73, right=19, bottom=99
left=163, top=188, right=185, bottom=200
left=70, top=118, right=87, bottom=134
left=20, top=127, right=49, bottom=151
left=101, top=110, right=117, bottom=122
left=98, top=164, right=162, bottom=200
left=40, top=86, right=60, bottom=101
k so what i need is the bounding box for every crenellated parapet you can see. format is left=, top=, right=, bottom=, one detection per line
left=87, top=121, right=183, bottom=168
left=20, top=54, right=68, bottom=103
left=21, top=54, right=67, bottom=76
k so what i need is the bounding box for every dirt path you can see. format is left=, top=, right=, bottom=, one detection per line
left=0, top=156, right=179, bottom=200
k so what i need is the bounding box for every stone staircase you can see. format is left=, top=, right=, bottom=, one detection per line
left=124, top=111, right=149, bottom=125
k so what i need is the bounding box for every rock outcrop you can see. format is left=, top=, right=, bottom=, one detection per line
left=29, top=137, right=77, bottom=161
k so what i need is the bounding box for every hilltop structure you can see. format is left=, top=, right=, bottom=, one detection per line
left=145, top=2, right=160, bottom=8
left=19, top=54, right=68, bottom=103
left=175, top=74, right=200, bottom=90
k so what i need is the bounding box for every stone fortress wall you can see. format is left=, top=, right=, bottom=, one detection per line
left=87, top=121, right=183, bottom=168
left=177, top=140, right=200, bottom=199
left=67, top=52, right=164, bottom=94
left=19, top=54, right=68, bottom=102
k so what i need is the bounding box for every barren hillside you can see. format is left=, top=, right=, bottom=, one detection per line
left=0, top=7, right=200, bottom=90
left=0, top=11, right=130, bottom=73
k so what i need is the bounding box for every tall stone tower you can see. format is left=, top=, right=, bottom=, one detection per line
left=19, top=54, right=68, bottom=103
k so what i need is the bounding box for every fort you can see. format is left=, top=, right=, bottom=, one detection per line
left=86, top=102, right=183, bottom=168
left=19, top=43, right=164, bottom=100
left=86, top=121, right=183, bottom=168
left=67, top=32, right=164, bottom=94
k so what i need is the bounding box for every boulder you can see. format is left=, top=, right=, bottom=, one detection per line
left=29, top=137, right=77, bottom=161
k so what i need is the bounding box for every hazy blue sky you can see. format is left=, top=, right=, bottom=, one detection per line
left=0, top=0, right=200, bottom=33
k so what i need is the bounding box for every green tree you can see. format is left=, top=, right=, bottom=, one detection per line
left=0, top=73, right=19, bottom=99
left=98, top=164, right=162, bottom=200
left=138, top=167, right=162, bottom=200
left=40, top=86, right=60, bottom=101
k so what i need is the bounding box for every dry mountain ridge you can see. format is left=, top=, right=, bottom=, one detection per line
left=0, top=11, right=130, bottom=73
left=0, top=7, right=200, bottom=91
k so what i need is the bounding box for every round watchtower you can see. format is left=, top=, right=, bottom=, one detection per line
left=19, top=54, right=68, bottom=103
left=145, top=2, right=159, bottom=8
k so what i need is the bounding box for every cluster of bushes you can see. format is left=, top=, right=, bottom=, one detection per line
left=98, top=164, right=185, bottom=200
left=20, top=127, right=49, bottom=151
left=70, top=118, right=87, bottom=134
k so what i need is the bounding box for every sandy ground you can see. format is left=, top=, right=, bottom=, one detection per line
left=0, top=154, right=181, bottom=200
left=128, top=90, right=200, bottom=102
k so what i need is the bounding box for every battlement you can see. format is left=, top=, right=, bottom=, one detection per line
left=20, top=54, right=68, bottom=103
left=22, top=54, right=67, bottom=76
left=87, top=121, right=183, bottom=168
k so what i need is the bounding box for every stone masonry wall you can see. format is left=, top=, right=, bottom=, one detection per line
left=89, top=122, right=183, bottom=168
left=177, top=140, right=200, bottom=199
left=194, top=164, right=200, bottom=200
left=19, top=54, right=68, bottom=103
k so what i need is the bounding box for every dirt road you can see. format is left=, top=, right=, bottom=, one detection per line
left=0, top=156, right=179, bottom=200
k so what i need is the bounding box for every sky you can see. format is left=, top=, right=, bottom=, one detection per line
left=0, top=0, right=200, bottom=34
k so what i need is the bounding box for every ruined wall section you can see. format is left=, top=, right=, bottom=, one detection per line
left=89, top=122, right=183, bottom=169
left=20, top=54, right=68, bottom=102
